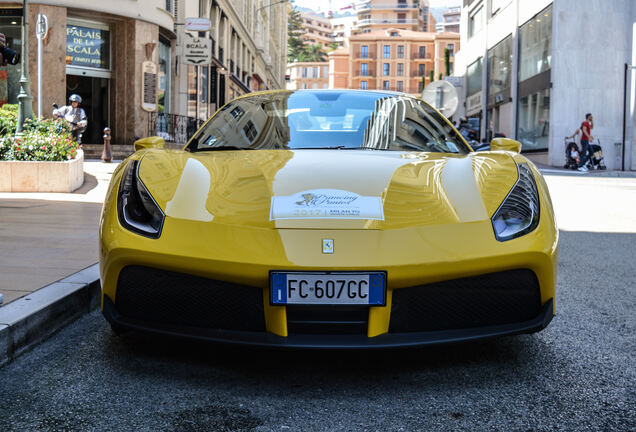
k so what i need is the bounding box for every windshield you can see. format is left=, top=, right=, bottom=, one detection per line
left=188, top=90, right=470, bottom=153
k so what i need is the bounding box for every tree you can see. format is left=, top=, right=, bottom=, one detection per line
left=438, top=72, right=443, bottom=80
left=328, top=42, right=340, bottom=52
left=421, top=75, right=426, bottom=92
left=301, top=44, right=328, bottom=62
left=288, top=8, right=307, bottom=62
left=444, top=48, right=450, bottom=77
left=429, top=70, right=434, bottom=82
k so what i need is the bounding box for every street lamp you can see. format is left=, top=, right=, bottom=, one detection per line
left=16, top=0, right=33, bottom=135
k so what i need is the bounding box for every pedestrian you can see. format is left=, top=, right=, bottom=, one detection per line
left=566, top=113, right=594, bottom=172
left=57, top=94, right=88, bottom=143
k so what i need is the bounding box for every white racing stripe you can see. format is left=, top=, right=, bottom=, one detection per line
left=441, top=156, right=488, bottom=222
left=165, top=158, right=214, bottom=222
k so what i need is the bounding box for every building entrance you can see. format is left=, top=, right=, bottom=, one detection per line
left=66, top=74, right=109, bottom=144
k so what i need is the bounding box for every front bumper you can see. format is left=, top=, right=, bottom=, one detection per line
left=103, top=295, right=553, bottom=349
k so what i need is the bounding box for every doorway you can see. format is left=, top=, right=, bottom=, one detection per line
left=66, top=74, right=109, bottom=144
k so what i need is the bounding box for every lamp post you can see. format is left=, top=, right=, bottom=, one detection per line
left=16, top=0, right=33, bottom=135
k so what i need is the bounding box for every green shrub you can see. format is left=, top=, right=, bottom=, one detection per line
left=0, top=114, right=79, bottom=162
left=0, top=104, right=18, bottom=136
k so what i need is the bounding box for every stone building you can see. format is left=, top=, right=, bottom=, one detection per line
left=454, top=0, right=636, bottom=170
left=299, top=12, right=332, bottom=49
left=285, top=62, right=329, bottom=90
left=329, top=28, right=459, bottom=96
left=182, top=0, right=288, bottom=123
left=0, top=0, right=177, bottom=145
left=436, top=7, right=460, bottom=33
left=353, top=0, right=436, bottom=35
left=0, top=0, right=288, bottom=148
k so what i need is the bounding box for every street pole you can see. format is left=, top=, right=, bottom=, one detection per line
left=36, top=13, right=47, bottom=119
left=621, top=63, right=635, bottom=172
left=16, top=0, right=33, bottom=134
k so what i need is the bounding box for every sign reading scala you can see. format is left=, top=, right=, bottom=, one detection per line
left=270, top=189, right=385, bottom=221
left=183, top=32, right=211, bottom=65
left=66, top=25, right=110, bottom=69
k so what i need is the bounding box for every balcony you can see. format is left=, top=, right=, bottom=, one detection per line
left=357, top=18, right=418, bottom=26
left=358, top=2, right=418, bottom=12
left=354, top=69, right=376, bottom=77
left=411, top=52, right=432, bottom=60
left=354, top=51, right=376, bottom=59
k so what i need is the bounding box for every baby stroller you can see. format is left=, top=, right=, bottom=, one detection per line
left=586, top=140, right=607, bottom=170
left=564, top=139, right=580, bottom=170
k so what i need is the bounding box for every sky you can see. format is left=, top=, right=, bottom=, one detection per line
left=291, top=0, right=461, bottom=14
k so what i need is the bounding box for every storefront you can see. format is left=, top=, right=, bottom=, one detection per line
left=465, top=56, right=483, bottom=139
left=516, top=4, right=552, bottom=151
left=486, top=34, right=513, bottom=141
left=65, top=18, right=111, bottom=144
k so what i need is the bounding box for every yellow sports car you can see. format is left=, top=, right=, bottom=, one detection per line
left=99, top=90, right=558, bottom=348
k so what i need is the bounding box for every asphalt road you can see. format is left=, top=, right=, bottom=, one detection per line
left=0, top=175, right=635, bottom=432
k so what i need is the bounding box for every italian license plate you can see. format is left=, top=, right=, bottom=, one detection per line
left=270, top=272, right=386, bottom=305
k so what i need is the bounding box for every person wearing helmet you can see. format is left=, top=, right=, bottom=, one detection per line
left=57, top=94, right=88, bottom=142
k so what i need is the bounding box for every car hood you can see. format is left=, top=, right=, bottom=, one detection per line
left=138, top=149, right=518, bottom=230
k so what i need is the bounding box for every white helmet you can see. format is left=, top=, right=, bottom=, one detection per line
left=69, top=94, right=82, bottom=104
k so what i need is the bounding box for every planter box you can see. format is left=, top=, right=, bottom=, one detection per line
left=0, top=150, right=84, bottom=192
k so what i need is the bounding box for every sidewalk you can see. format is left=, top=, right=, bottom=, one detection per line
left=0, top=161, right=117, bottom=365
left=0, top=161, right=117, bottom=305
left=534, top=162, right=636, bottom=178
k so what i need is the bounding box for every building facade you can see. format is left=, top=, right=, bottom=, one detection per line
left=181, top=0, right=288, bottom=125
left=286, top=62, right=329, bottom=90
left=330, top=15, right=357, bottom=48
left=0, top=0, right=177, bottom=145
left=330, top=28, right=459, bottom=96
left=299, top=12, right=333, bottom=49
left=353, top=0, right=436, bottom=35
left=0, top=0, right=287, bottom=147
left=454, top=0, right=636, bottom=170
left=436, top=7, right=460, bottom=33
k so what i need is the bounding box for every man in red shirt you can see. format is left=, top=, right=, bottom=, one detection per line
left=566, top=113, right=594, bottom=171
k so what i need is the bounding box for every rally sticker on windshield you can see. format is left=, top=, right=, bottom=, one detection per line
left=270, top=189, right=384, bottom=221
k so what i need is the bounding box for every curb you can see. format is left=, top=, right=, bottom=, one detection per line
left=0, top=264, right=101, bottom=367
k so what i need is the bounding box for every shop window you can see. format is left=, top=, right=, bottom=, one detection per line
left=467, top=57, right=482, bottom=96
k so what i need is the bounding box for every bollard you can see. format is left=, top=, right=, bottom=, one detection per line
left=102, top=127, right=112, bottom=163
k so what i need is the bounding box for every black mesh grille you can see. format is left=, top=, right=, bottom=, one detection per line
left=115, top=266, right=265, bottom=331
left=390, top=269, right=541, bottom=333
left=287, top=306, right=368, bottom=335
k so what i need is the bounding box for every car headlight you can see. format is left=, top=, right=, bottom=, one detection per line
left=491, top=163, right=540, bottom=241
left=117, top=160, right=164, bottom=238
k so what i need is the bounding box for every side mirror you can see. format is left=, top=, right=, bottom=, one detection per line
left=134, top=136, right=166, bottom=152
left=490, top=138, right=522, bottom=153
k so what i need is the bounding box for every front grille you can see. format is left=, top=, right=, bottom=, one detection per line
left=389, top=269, right=541, bottom=333
left=287, top=306, right=368, bottom=335
left=115, top=266, right=265, bottom=331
